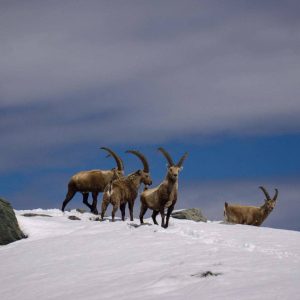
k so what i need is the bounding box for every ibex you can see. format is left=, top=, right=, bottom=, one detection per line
left=140, top=147, right=188, bottom=228
left=224, top=186, right=278, bottom=226
left=62, top=147, right=124, bottom=214
left=101, top=150, right=152, bottom=222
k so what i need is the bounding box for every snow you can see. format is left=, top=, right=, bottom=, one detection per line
left=1, top=209, right=300, bottom=300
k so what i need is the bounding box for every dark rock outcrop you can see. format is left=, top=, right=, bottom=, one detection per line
left=68, top=215, right=81, bottom=221
left=191, top=271, right=222, bottom=278
left=0, top=198, right=26, bottom=245
left=21, top=213, right=52, bottom=217
left=171, top=208, right=207, bottom=222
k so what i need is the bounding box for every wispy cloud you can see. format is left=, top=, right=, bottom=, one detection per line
left=1, top=1, right=300, bottom=171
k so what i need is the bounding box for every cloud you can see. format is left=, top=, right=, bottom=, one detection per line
left=1, top=0, right=300, bottom=171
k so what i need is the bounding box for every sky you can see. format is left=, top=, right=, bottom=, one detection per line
left=1, top=0, right=300, bottom=230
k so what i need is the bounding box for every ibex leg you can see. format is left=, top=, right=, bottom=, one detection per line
left=139, top=204, right=148, bottom=224
left=160, top=207, right=165, bottom=228
left=111, top=204, right=118, bottom=222
left=100, top=198, right=109, bottom=220
left=91, top=192, right=99, bottom=215
left=82, top=193, right=93, bottom=212
left=120, top=203, right=126, bottom=221
left=128, top=201, right=134, bottom=221
left=62, top=189, right=76, bottom=212
left=152, top=210, right=159, bottom=225
left=165, top=205, right=175, bottom=228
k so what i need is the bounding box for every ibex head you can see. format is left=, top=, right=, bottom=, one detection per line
left=100, top=147, right=124, bottom=178
left=259, top=186, right=278, bottom=212
left=126, top=150, right=153, bottom=186
left=158, top=147, right=188, bottom=182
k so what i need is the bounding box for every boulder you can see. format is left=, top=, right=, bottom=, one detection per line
left=21, top=213, right=52, bottom=217
left=68, top=215, right=81, bottom=221
left=0, top=198, right=26, bottom=245
left=171, top=208, right=207, bottom=222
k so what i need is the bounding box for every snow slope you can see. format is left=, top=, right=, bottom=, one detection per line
left=1, top=209, right=300, bottom=300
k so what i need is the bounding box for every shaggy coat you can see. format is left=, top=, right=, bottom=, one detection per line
left=101, top=150, right=152, bottom=221
left=140, top=147, right=188, bottom=228
left=62, top=147, right=124, bottom=214
left=224, top=186, right=278, bottom=226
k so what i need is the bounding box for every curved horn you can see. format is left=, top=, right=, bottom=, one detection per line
left=273, top=188, right=279, bottom=201
left=259, top=186, right=271, bottom=200
left=100, top=147, right=124, bottom=171
left=158, top=147, right=174, bottom=166
left=177, top=152, right=188, bottom=167
left=126, top=150, right=149, bottom=173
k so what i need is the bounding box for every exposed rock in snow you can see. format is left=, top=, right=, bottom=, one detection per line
left=68, top=215, right=81, bottom=221
left=171, top=208, right=207, bottom=222
left=0, top=198, right=26, bottom=245
left=76, top=208, right=86, bottom=214
left=21, top=213, right=52, bottom=217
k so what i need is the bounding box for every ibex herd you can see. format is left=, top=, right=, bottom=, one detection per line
left=62, top=147, right=278, bottom=228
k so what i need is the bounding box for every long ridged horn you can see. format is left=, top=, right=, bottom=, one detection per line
left=273, top=188, right=279, bottom=201
left=259, top=186, right=271, bottom=200
left=177, top=152, right=188, bottom=167
left=158, top=147, right=174, bottom=166
left=100, top=147, right=124, bottom=171
left=126, top=150, right=149, bottom=173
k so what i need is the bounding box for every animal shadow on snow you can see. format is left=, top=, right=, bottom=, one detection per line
left=90, top=217, right=123, bottom=222
left=90, top=217, right=142, bottom=223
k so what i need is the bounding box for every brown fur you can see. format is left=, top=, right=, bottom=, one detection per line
left=62, top=148, right=124, bottom=214
left=139, top=148, right=188, bottom=228
left=100, top=151, right=152, bottom=221
left=224, top=187, right=278, bottom=226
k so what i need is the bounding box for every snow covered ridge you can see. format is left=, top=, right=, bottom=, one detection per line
left=1, top=209, right=300, bottom=300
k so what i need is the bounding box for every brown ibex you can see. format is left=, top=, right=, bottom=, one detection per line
left=62, top=147, right=124, bottom=214
left=224, top=186, right=278, bottom=226
left=101, top=150, right=152, bottom=222
left=140, top=147, right=188, bottom=228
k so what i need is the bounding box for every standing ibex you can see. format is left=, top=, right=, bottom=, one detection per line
left=224, top=186, right=278, bottom=226
left=62, top=147, right=124, bottom=214
left=140, top=147, right=188, bottom=228
left=101, top=150, right=152, bottom=222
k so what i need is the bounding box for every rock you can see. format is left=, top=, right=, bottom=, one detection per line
left=68, top=215, right=81, bottom=221
left=0, top=198, right=26, bottom=245
left=191, top=271, right=222, bottom=278
left=21, top=213, right=52, bottom=217
left=90, top=217, right=101, bottom=221
left=171, top=208, right=207, bottom=222
left=76, top=208, right=86, bottom=214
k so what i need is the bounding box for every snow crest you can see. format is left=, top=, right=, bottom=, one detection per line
left=0, top=209, right=300, bottom=300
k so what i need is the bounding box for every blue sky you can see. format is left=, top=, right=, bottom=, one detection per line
left=1, top=0, right=300, bottom=230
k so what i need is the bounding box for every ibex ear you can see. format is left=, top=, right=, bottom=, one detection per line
left=137, top=170, right=142, bottom=175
